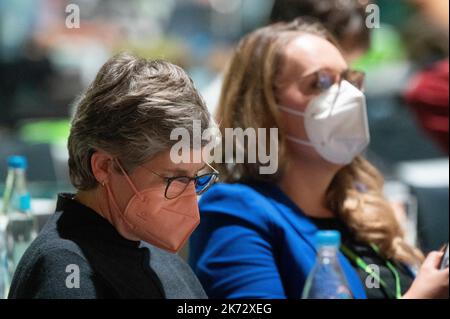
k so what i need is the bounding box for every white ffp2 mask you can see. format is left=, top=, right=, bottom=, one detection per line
left=279, top=80, right=370, bottom=165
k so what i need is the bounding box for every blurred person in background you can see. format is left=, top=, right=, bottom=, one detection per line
left=404, top=0, right=449, bottom=154
left=270, top=0, right=372, bottom=63
left=203, top=0, right=373, bottom=115
left=405, top=59, right=449, bottom=154
left=189, top=19, right=449, bottom=299
left=8, top=53, right=218, bottom=299
left=361, top=0, right=448, bottom=167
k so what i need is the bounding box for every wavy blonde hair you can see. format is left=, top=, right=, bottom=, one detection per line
left=215, top=18, right=424, bottom=266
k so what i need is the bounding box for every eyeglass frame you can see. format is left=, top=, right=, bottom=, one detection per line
left=301, top=68, right=366, bottom=94
left=139, top=162, right=220, bottom=199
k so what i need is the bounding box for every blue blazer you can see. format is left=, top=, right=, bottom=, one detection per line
left=189, top=181, right=367, bottom=299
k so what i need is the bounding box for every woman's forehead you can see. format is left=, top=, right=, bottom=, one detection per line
left=283, top=34, right=348, bottom=77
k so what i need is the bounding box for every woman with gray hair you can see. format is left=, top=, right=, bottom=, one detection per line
left=8, top=53, right=218, bottom=299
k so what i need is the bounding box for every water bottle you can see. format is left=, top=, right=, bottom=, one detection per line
left=2, top=155, right=38, bottom=284
left=0, top=214, right=7, bottom=299
left=302, top=230, right=353, bottom=299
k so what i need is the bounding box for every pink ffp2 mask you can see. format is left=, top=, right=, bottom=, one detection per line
left=104, top=160, right=200, bottom=253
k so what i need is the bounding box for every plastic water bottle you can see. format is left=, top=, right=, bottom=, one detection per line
left=302, top=230, right=353, bottom=299
left=1, top=156, right=38, bottom=285
left=0, top=214, right=7, bottom=299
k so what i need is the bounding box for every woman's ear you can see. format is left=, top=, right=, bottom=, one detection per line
left=91, top=151, right=113, bottom=184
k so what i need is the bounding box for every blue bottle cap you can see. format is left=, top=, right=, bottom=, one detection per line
left=7, top=155, right=28, bottom=169
left=316, top=230, right=341, bottom=247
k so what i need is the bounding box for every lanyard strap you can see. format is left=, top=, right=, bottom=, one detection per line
left=370, top=244, right=402, bottom=299
left=341, top=244, right=402, bottom=299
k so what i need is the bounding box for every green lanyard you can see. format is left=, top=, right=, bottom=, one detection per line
left=340, top=244, right=402, bottom=299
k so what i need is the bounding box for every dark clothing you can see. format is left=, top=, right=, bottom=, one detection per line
left=8, top=193, right=206, bottom=299
left=310, top=217, right=415, bottom=299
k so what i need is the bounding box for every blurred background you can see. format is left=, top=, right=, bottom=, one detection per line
left=0, top=0, right=448, bottom=253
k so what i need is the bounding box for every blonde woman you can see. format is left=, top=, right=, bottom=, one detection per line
left=189, top=19, right=449, bottom=299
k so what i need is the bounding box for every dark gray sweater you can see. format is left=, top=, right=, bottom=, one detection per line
left=8, top=193, right=207, bottom=299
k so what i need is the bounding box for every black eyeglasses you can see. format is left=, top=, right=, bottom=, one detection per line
left=141, top=164, right=220, bottom=199
left=301, top=68, right=365, bottom=95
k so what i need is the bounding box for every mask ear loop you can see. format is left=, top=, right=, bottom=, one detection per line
left=278, top=106, right=312, bottom=146
left=103, top=180, right=136, bottom=230
left=285, top=135, right=313, bottom=146
left=278, top=105, right=306, bottom=117
left=113, top=158, right=144, bottom=201
left=100, top=158, right=143, bottom=231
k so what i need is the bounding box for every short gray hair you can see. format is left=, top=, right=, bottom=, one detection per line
left=68, top=52, right=212, bottom=190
